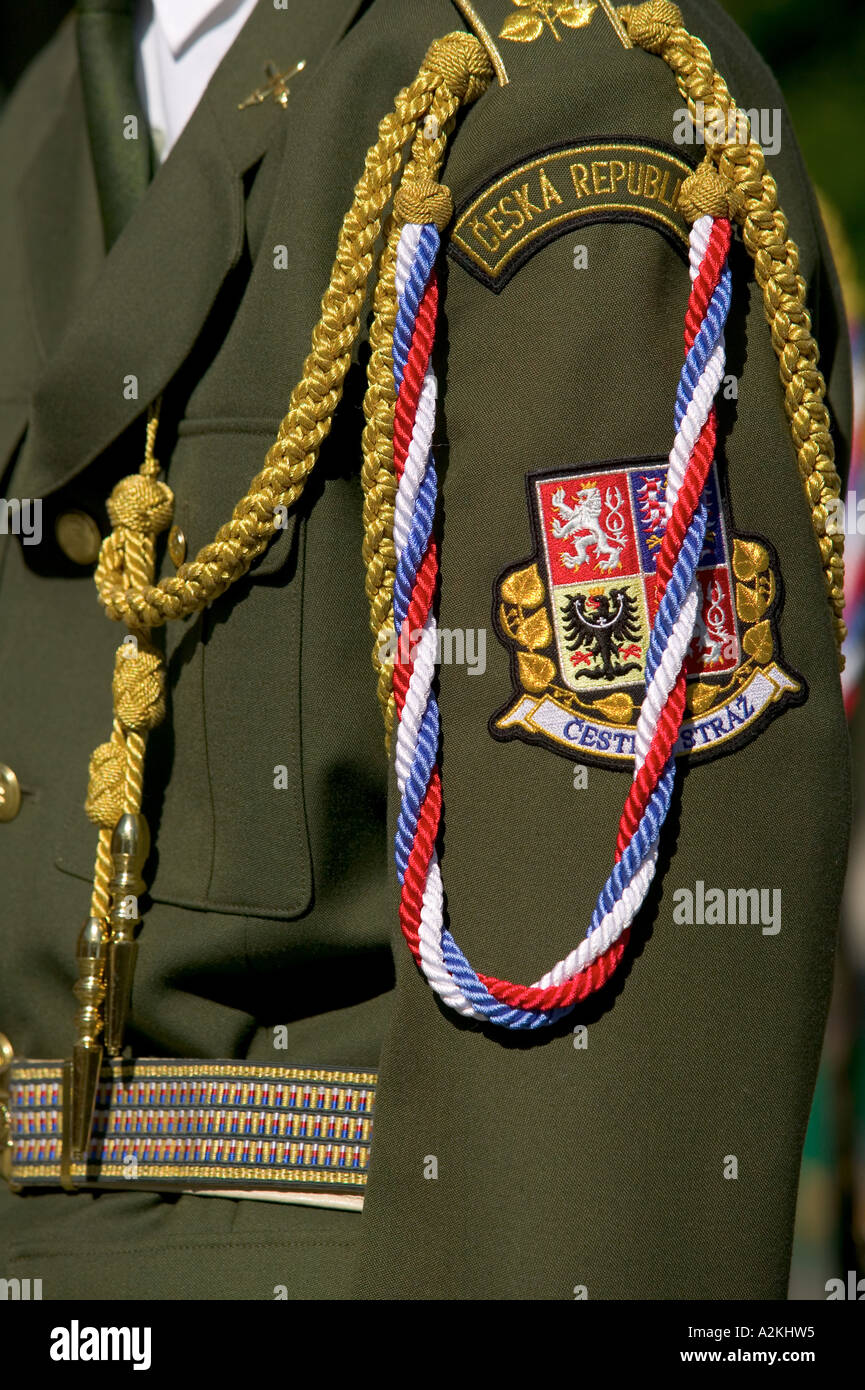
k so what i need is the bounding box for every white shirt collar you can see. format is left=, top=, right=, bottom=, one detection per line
left=151, top=0, right=248, bottom=59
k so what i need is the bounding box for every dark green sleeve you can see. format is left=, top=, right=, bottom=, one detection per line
left=354, top=0, right=851, bottom=1299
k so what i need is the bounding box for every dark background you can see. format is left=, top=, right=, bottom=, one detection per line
left=725, top=0, right=865, bottom=268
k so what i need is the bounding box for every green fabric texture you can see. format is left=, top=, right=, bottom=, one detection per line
left=0, top=0, right=853, bottom=1299
left=76, top=0, right=151, bottom=246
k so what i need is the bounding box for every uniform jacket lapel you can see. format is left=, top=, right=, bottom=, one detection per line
left=15, top=0, right=365, bottom=500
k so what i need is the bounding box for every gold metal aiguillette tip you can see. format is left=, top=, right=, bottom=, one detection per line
left=104, top=813, right=150, bottom=1056
left=0, top=1031, right=14, bottom=1185
left=68, top=916, right=109, bottom=1162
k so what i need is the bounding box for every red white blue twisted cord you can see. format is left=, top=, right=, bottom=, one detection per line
left=391, top=214, right=733, bottom=1029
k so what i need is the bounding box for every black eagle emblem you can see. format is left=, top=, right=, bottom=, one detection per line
left=561, top=587, right=643, bottom=682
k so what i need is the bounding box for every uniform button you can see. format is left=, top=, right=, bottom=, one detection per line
left=0, top=764, right=21, bottom=823
left=55, top=510, right=102, bottom=566
left=168, top=525, right=187, bottom=567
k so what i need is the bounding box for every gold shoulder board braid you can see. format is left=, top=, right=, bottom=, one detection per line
left=7, top=3, right=841, bottom=1181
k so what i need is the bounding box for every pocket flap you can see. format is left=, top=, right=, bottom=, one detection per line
left=170, top=418, right=301, bottom=581
left=0, top=399, right=29, bottom=492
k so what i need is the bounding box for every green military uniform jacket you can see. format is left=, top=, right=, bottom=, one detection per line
left=0, top=0, right=852, bottom=1299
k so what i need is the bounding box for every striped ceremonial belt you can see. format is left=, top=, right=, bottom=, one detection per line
left=1, top=1059, right=376, bottom=1210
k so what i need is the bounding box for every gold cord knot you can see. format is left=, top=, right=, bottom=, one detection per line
left=423, top=32, right=493, bottom=104
left=85, top=741, right=126, bottom=828
left=624, top=0, right=683, bottom=52
left=394, top=179, right=454, bottom=230
left=112, top=644, right=166, bottom=734
left=107, top=474, right=174, bottom=537
left=677, top=163, right=744, bottom=224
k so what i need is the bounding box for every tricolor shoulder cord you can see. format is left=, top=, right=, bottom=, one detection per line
left=390, top=196, right=732, bottom=1029
left=380, top=0, right=846, bottom=1031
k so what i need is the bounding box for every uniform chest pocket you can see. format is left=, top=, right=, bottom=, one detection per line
left=0, top=399, right=29, bottom=495
left=57, top=421, right=314, bottom=922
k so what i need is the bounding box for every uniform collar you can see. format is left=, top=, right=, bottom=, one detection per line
left=150, top=0, right=250, bottom=58
left=16, top=0, right=366, bottom=500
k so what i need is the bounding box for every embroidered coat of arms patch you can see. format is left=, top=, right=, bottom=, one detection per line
left=491, top=458, right=804, bottom=766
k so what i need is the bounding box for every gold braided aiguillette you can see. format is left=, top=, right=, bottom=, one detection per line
left=64, top=34, right=494, bottom=1169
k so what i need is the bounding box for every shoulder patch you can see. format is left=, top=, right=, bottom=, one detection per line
left=490, top=458, right=805, bottom=767
left=448, top=140, right=695, bottom=290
